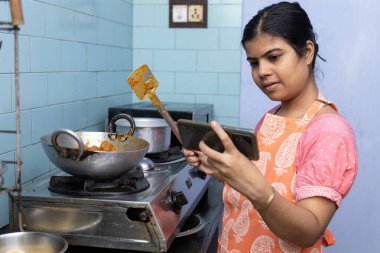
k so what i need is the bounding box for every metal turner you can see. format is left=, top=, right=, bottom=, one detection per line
left=127, top=64, right=182, bottom=143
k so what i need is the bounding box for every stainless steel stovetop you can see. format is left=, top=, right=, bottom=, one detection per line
left=9, top=160, right=211, bottom=252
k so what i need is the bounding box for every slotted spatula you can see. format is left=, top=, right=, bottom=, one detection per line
left=127, top=64, right=182, bottom=143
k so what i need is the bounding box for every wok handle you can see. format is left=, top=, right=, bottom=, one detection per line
left=51, top=129, right=84, bottom=161
left=108, top=113, right=135, bottom=135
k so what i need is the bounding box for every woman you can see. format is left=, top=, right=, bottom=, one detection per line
left=183, top=2, right=358, bottom=252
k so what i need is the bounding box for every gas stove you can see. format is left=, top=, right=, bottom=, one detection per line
left=9, top=159, right=211, bottom=252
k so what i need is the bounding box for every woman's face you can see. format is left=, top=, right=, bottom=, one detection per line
left=244, top=34, right=314, bottom=102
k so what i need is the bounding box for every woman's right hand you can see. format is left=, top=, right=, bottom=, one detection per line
left=182, top=147, right=225, bottom=182
left=182, top=148, right=201, bottom=167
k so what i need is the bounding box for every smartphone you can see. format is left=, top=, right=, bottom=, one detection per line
left=177, top=119, right=259, bottom=160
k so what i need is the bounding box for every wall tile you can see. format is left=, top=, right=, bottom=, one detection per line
left=106, top=0, right=133, bottom=25
left=21, top=143, right=50, bottom=183
left=197, top=50, right=241, bottom=72
left=218, top=73, right=240, bottom=95
left=47, top=72, right=76, bottom=105
left=86, top=44, right=107, bottom=71
left=176, top=29, right=219, bottom=50
left=62, top=41, right=87, bottom=71
left=114, top=24, right=133, bottom=48
left=196, top=94, right=239, bottom=117
left=0, top=74, right=12, bottom=114
left=30, top=37, right=62, bottom=72
left=19, top=36, right=31, bottom=73
left=133, top=27, right=175, bottom=49
left=158, top=93, right=196, bottom=104
left=220, top=0, right=243, bottom=3
left=20, top=0, right=46, bottom=37
left=0, top=1, right=11, bottom=22
left=220, top=27, right=242, bottom=49
left=213, top=116, right=239, bottom=126
left=31, top=105, right=63, bottom=143
left=97, top=72, right=116, bottom=97
left=20, top=73, right=48, bottom=110
left=87, top=98, right=108, bottom=126
left=154, top=50, right=197, bottom=71
left=96, top=19, right=115, bottom=46
left=75, top=13, right=97, bottom=44
left=0, top=111, right=31, bottom=150
left=0, top=34, right=31, bottom=73
left=114, top=71, right=129, bottom=94
left=124, top=26, right=133, bottom=49
left=133, top=5, right=155, bottom=27
left=154, top=72, right=175, bottom=93
left=133, top=49, right=154, bottom=68
left=0, top=152, right=16, bottom=227
left=46, top=5, right=75, bottom=40
left=0, top=33, right=14, bottom=73
left=154, top=5, right=169, bottom=27
left=124, top=2, right=134, bottom=26
left=106, top=47, right=123, bottom=71
left=0, top=114, right=16, bottom=153
left=42, top=0, right=97, bottom=15
left=62, top=101, right=87, bottom=130
left=107, top=94, right=132, bottom=108
left=0, top=111, right=32, bottom=149
left=122, top=48, right=133, bottom=70
left=84, top=124, right=104, bottom=132
left=208, top=5, right=242, bottom=27
left=175, top=72, right=218, bottom=94
left=133, top=0, right=167, bottom=4
left=20, top=110, right=33, bottom=146
left=75, top=72, right=97, bottom=100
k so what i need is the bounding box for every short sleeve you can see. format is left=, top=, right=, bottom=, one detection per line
left=295, top=114, right=358, bottom=207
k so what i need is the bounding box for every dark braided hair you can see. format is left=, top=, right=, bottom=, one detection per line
left=242, top=2, right=324, bottom=70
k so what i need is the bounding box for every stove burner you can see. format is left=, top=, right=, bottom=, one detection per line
left=147, top=146, right=183, bottom=164
left=48, top=168, right=150, bottom=196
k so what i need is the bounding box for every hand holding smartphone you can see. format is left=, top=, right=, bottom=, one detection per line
left=177, top=119, right=259, bottom=160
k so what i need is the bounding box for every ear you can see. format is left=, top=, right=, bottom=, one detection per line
left=304, top=40, right=315, bottom=65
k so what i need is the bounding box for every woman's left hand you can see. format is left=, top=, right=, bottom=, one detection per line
left=197, top=121, right=268, bottom=197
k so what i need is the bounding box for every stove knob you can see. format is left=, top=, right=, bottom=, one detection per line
left=168, top=190, right=188, bottom=213
left=196, top=168, right=207, bottom=179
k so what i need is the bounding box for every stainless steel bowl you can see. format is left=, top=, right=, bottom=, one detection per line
left=0, top=232, right=68, bottom=253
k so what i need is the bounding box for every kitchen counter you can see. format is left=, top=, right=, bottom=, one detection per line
left=66, top=179, right=224, bottom=253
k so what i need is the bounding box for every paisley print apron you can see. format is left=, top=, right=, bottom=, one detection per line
left=218, top=95, right=336, bottom=253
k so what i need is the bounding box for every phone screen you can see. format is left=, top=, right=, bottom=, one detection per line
left=177, top=119, right=259, bottom=160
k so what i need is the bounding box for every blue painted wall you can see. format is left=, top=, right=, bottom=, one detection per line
left=240, top=1, right=379, bottom=252
left=0, top=0, right=134, bottom=226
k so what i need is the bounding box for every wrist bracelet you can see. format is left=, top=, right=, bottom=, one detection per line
left=255, top=187, right=275, bottom=211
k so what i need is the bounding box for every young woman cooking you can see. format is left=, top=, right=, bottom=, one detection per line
left=182, top=2, right=358, bottom=252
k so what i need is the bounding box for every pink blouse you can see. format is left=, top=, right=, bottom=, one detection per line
left=295, top=114, right=358, bottom=206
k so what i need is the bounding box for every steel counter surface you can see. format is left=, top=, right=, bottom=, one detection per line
left=66, top=179, right=224, bottom=253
